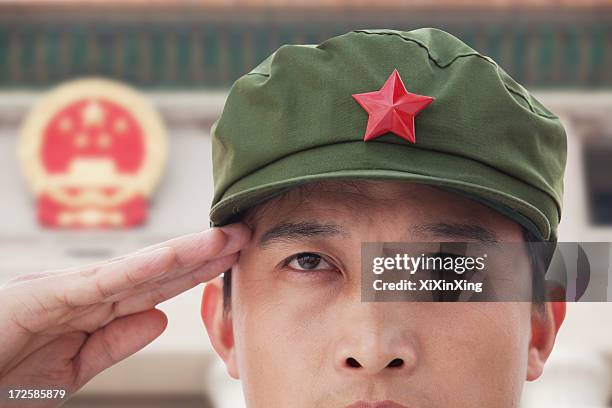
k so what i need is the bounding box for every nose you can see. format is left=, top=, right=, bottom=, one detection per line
left=343, top=354, right=407, bottom=372
left=334, top=305, right=418, bottom=376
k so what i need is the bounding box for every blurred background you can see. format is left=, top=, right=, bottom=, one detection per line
left=0, top=0, right=611, bottom=407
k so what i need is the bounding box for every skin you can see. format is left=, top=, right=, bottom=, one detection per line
left=0, top=223, right=251, bottom=408
left=202, top=180, right=566, bottom=408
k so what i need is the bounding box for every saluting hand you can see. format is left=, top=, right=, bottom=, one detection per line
left=0, top=223, right=251, bottom=407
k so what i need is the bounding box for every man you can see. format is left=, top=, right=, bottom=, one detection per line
left=0, top=27, right=566, bottom=407
left=201, top=27, right=567, bottom=407
left=202, top=180, right=564, bottom=407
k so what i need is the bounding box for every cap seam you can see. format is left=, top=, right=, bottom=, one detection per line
left=352, top=29, right=558, bottom=119
left=244, top=30, right=557, bottom=120
left=502, top=80, right=558, bottom=119
left=352, top=29, right=489, bottom=70
left=246, top=72, right=269, bottom=77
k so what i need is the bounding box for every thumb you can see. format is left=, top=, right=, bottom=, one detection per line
left=73, top=308, right=167, bottom=389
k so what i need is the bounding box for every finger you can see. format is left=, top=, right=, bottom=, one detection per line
left=73, top=308, right=167, bottom=389
left=162, top=223, right=251, bottom=266
left=2, top=225, right=249, bottom=335
left=109, top=253, right=237, bottom=320
left=102, top=248, right=237, bottom=305
left=3, top=223, right=250, bottom=291
left=109, top=223, right=251, bottom=267
left=2, top=270, right=65, bottom=288
left=3, top=247, right=176, bottom=337
left=59, top=225, right=248, bottom=306
left=53, top=246, right=178, bottom=308
left=61, top=225, right=249, bottom=305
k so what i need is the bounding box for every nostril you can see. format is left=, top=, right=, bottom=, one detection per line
left=387, top=358, right=404, bottom=368
left=346, top=357, right=362, bottom=368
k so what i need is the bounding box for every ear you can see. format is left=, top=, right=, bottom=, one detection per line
left=201, top=276, right=239, bottom=379
left=526, top=284, right=566, bottom=381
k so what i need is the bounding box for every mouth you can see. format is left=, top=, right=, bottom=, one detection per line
left=345, top=401, right=407, bottom=408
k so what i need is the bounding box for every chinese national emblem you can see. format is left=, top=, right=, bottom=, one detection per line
left=18, top=78, right=167, bottom=228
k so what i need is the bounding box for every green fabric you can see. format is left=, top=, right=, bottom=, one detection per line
left=209, top=28, right=567, bottom=241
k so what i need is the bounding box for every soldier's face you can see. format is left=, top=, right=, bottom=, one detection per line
left=202, top=180, right=564, bottom=408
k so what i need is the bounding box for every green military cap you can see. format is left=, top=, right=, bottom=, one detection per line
left=209, top=27, right=567, bottom=241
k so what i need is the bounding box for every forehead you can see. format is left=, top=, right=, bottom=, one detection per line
left=244, top=180, right=523, bottom=241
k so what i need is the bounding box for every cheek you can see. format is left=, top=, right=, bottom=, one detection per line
left=419, top=303, right=532, bottom=400
left=231, top=261, right=339, bottom=402
left=232, top=246, right=346, bottom=343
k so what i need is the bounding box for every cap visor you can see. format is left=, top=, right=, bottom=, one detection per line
left=209, top=140, right=556, bottom=239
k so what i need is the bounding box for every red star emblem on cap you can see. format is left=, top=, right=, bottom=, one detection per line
left=352, top=69, right=434, bottom=143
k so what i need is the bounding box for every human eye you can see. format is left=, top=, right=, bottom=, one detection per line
left=283, top=252, right=336, bottom=272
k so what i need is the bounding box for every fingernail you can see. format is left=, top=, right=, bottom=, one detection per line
left=218, top=223, right=251, bottom=244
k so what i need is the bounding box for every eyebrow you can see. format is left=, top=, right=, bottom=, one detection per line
left=258, top=221, right=345, bottom=247
left=412, top=223, right=499, bottom=245
left=258, top=221, right=499, bottom=247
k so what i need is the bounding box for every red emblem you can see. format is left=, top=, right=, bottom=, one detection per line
left=352, top=69, right=434, bottom=143
left=19, top=78, right=167, bottom=228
